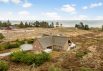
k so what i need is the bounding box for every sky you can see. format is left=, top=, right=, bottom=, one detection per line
left=0, top=0, right=103, bottom=20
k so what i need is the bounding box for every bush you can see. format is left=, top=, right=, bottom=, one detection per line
left=26, top=39, right=34, bottom=44
left=76, top=51, right=88, bottom=58
left=0, top=61, right=9, bottom=71
left=0, top=33, right=4, bottom=39
left=10, top=51, right=26, bottom=63
left=0, top=40, right=25, bottom=51
left=4, top=42, right=20, bottom=49
left=10, top=51, right=51, bottom=66
left=34, top=52, right=51, bottom=66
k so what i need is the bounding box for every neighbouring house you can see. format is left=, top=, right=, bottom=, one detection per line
left=0, top=26, right=13, bottom=30
left=33, top=35, right=76, bottom=52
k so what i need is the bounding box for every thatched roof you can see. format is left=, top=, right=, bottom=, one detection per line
left=37, top=35, right=69, bottom=49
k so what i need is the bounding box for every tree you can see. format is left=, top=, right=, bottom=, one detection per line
left=75, top=22, right=89, bottom=30
left=7, top=20, right=11, bottom=26
left=60, top=24, right=62, bottom=27
left=80, top=22, right=85, bottom=29
left=0, top=21, right=2, bottom=27
left=84, top=25, right=89, bottom=30
left=75, top=24, right=79, bottom=28
left=102, top=25, right=103, bottom=31
left=51, top=22, right=54, bottom=28
left=56, top=22, right=59, bottom=27
left=25, top=22, right=29, bottom=28
left=35, top=21, right=40, bottom=27
left=19, top=21, right=24, bottom=28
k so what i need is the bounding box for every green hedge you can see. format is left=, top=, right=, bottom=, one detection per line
left=10, top=51, right=51, bottom=66
left=0, top=61, right=9, bottom=71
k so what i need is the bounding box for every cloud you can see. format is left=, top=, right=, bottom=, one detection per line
left=18, top=11, right=30, bottom=16
left=22, top=2, right=32, bottom=8
left=61, top=4, right=76, bottom=14
left=0, top=0, right=21, bottom=4
left=11, top=0, right=21, bottom=4
left=90, top=2, right=102, bottom=8
left=42, top=12, right=61, bottom=20
left=0, top=0, right=9, bottom=3
left=82, top=6, right=88, bottom=10
left=0, top=11, right=35, bottom=20
left=82, top=2, right=103, bottom=10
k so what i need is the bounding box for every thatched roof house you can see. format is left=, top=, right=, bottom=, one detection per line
left=33, top=35, right=73, bottom=52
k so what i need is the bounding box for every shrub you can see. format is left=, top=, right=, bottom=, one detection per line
left=4, top=42, right=20, bottom=49
left=34, top=52, right=51, bottom=66
left=10, top=51, right=26, bottom=63
left=0, top=33, right=4, bottom=39
left=26, top=39, right=34, bottom=44
left=10, top=51, right=51, bottom=66
left=0, top=40, right=25, bottom=51
left=0, top=45, right=5, bottom=51
left=0, top=61, right=9, bottom=71
left=76, top=51, right=88, bottom=58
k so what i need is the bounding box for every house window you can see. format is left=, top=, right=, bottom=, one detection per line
left=68, top=40, right=71, bottom=43
left=47, top=46, right=52, bottom=49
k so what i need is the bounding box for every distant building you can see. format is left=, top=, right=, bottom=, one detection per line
left=33, top=35, right=76, bottom=52
left=0, top=26, right=14, bottom=30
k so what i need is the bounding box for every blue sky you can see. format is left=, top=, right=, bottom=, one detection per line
left=0, top=0, right=103, bottom=20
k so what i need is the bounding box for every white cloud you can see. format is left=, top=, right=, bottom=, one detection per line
left=0, top=0, right=21, bottom=4
left=90, top=2, right=102, bottom=8
left=61, top=4, right=76, bottom=14
left=22, top=2, right=32, bottom=8
left=0, top=0, right=9, bottom=3
left=18, top=11, right=30, bottom=16
left=82, top=6, right=88, bottom=10
left=0, top=11, right=35, bottom=20
left=11, top=0, right=21, bottom=4
left=82, top=2, right=103, bottom=10
left=42, top=12, right=61, bottom=20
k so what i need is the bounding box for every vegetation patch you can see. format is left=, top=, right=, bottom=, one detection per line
left=76, top=51, right=89, bottom=58
left=0, top=40, right=25, bottom=51
left=10, top=51, right=51, bottom=66
left=0, top=33, right=5, bottom=39
left=0, top=60, right=9, bottom=71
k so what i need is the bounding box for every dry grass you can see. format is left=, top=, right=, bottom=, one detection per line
left=0, top=28, right=92, bottom=42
